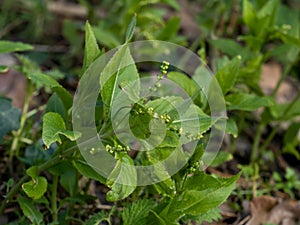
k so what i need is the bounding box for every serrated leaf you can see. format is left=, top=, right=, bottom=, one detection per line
left=122, top=199, right=154, bottom=225
left=125, top=14, right=136, bottom=43
left=100, top=44, right=140, bottom=110
left=86, top=211, right=108, bottom=225
left=42, top=112, right=81, bottom=148
left=226, top=93, right=274, bottom=111
left=106, top=154, right=137, bottom=201
left=22, top=176, right=48, bottom=200
left=0, top=97, right=21, bottom=141
left=194, top=207, right=222, bottom=223
left=83, top=21, right=101, bottom=73
left=0, top=40, right=33, bottom=53
left=17, top=196, right=43, bottom=224
left=215, top=56, right=241, bottom=95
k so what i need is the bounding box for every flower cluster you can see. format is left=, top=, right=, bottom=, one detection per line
left=149, top=60, right=170, bottom=92
left=169, top=126, right=203, bottom=141
left=105, top=144, right=130, bottom=154
left=160, top=60, right=170, bottom=75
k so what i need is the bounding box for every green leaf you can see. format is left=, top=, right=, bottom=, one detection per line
left=0, top=65, right=9, bottom=73
left=0, top=40, right=33, bottom=53
left=122, top=199, right=154, bottom=225
left=106, top=154, right=137, bottom=201
left=42, top=112, right=81, bottom=148
left=93, top=25, right=122, bottom=49
left=168, top=72, right=202, bottom=105
left=209, top=151, right=233, bottom=167
left=215, top=56, right=241, bottom=95
left=46, top=93, right=67, bottom=122
left=226, top=93, right=274, bottom=111
left=283, top=123, right=300, bottom=159
left=100, top=44, right=140, bottom=110
left=42, top=112, right=66, bottom=148
left=129, top=103, right=152, bottom=139
left=269, top=99, right=300, bottom=121
left=210, top=39, right=249, bottom=58
left=159, top=173, right=240, bottom=222
left=125, top=14, right=136, bottom=43
left=243, top=0, right=257, bottom=33
left=26, top=166, right=39, bottom=179
left=16, top=55, right=73, bottom=109
left=17, top=196, right=43, bottom=225
left=73, top=158, right=106, bottom=183
left=161, top=0, right=180, bottom=10
left=60, top=167, right=77, bottom=196
left=28, top=72, right=73, bottom=109
left=83, top=21, right=101, bottom=73
left=215, top=118, right=238, bottom=138
left=182, top=207, right=222, bottom=224
left=0, top=97, right=21, bottom=141
left=195, top=207, right=222, bottom=224
left=86, top=211, right=109, bottom=225
left=225, top=118, right=238, bottom=138
left=157, top=17, right=181, bottom=40
left=277, top=31, right=300, bottom=48
left=22, top=176, right=48, bottom=200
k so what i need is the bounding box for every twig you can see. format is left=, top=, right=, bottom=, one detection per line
left=47, top=2, right=106, bottom=19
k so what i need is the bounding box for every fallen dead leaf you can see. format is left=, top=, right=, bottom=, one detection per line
left=246, top=196, right=300, bottom=225
left=0, top=54, right=26, bottom=108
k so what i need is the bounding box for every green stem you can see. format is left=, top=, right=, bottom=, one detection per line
left=250, top=123, right=264, bottom=163
left=260, top=90, right=300, bottom=152
left=0, top=146, right=77, bottom=216
left=51, top=175, right=58, bottom=223
left=10, top=81, right=34, bottom=161
left=271, top=64, right=291, bottom=98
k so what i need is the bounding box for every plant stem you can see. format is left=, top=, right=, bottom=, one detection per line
left=51, top=175, right=58, bottom=223
left=271, top=64, right=292, bottom=98
left=0, top=146, right=77, bottom=216
left=260, top=90, right=300, bottom=152
left=10, top=81, right=34, bottom=162
left=250, top=123, right=264, bottom=163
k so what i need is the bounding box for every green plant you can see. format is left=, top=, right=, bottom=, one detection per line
left=272, top=167, right=300, bottom=198
left=0, top=16, right=242, bottom=224
left=1, top=1, right=300, bottom=224
left=203, top=0, right=300, bottom=189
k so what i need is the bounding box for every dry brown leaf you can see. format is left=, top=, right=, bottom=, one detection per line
left=246, top=196, right=300, bottom=225
left=260, top=63, right=298, bottom=104
left=0, top=54, right=26, bottom=108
